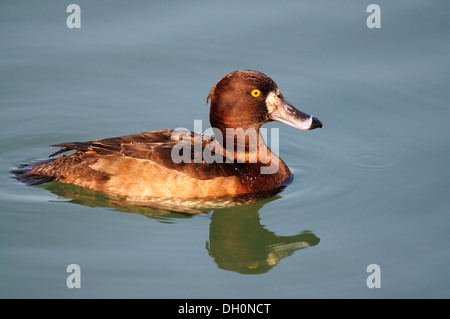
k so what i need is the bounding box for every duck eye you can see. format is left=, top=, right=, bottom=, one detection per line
left=251, top=89, right=261, bottom=97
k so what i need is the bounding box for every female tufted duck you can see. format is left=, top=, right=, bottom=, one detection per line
left=12, top=70, right=322, bottom=204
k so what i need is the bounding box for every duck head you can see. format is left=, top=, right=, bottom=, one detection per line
left=206, top=70, right=322, bottom=133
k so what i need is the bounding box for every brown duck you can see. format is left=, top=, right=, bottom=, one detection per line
left=12, top=70, right=322, bottom=204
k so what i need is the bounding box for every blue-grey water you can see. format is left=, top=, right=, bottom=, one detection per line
left=1, top=1, right=449, bottom=298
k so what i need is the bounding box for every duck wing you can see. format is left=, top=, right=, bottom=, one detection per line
left=49, top=129, right=235, bottom=180
left=49, top=129, right=177, bottom=158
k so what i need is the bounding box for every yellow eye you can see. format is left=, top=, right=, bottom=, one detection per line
left=251, top=89, right=261, bottom=97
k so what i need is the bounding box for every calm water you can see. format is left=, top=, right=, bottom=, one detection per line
left=1, top=1, right=449, bottom=298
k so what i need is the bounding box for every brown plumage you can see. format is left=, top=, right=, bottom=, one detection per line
left=11, top=70, right=322, bottom=204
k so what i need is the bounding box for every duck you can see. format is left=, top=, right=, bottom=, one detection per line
left=11, top=70, right=322, bottom=205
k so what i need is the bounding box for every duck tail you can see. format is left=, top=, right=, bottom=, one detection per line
left=10, top=158, right=58, bottom=185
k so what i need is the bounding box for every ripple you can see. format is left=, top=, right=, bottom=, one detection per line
left=350, top=150, right=398, bottom=170
left=335, top=140, right=448, bottom=191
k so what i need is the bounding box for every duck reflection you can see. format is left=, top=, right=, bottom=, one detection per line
left=43, top=182, right=320, bottom=274
left=207, top=198, right=319, bottom=274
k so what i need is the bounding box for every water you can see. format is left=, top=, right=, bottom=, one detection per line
left=1, top=1, right=449, bottom=298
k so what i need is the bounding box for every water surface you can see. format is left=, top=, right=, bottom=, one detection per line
left=1, top=1, right=449, bottom=298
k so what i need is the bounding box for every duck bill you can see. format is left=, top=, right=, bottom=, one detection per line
left=268, top=93, right=322, bottom=130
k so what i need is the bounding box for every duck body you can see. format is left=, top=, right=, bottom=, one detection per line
left=12, top=70, right=322, bottom=203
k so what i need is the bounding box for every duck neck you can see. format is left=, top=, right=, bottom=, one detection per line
left=211, top=125, right=276, bottom=164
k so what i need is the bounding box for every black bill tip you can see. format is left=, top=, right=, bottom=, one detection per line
left=310, top=117, right=323, bottom=129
